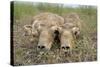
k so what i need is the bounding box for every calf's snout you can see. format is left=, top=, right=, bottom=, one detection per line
left=61, top=45, right=70, bottom=50
left=37, top=45, right=45, bottom=49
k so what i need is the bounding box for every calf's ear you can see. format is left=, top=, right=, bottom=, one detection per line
left=23, top=25, right=32, bottom=36
left=71, top=27, right=80, bottom=38
left=24, top=25, right=39, bottom=37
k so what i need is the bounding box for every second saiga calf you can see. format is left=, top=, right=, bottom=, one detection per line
left=59, top=13, right=81, bottom=52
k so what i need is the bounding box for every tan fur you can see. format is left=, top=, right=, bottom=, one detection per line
left=38, top=29, right=54, bottom=50
left=60, top=29, right=75, bottom=51
left=24, top=12, right=81, bottom=51
left=24, top=12, right=64, bottom=50
left=60, top=13, right=81, bottom=51
left=63, top=13, right=81, bottom=29
left=62, top=13, right=81, bottom=38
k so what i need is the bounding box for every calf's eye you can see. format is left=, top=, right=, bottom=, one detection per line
left=74, top=31, right=78, bottom=35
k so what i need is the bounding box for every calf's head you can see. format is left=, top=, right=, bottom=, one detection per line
left=37, top=29, right=54, bottom=51
left=60, top=29, right=74, bottom=52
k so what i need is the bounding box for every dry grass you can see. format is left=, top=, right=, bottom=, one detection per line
left=12, top=2, right=97, bottom=66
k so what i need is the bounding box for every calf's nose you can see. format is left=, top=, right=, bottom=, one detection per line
left=61, top=45, right=70, bottom=50
left=37, top=45, right=45, bottom=49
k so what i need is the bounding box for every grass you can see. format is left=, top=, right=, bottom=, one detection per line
left=12, top=1, right=97, bottom=66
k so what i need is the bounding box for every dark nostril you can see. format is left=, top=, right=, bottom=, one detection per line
left=38, top=46, right=41, bottom=48
left=38, top=45, right=45, bottom=49
left=61, top=46, right=70, bottom=50
left=66, top=46, right=70, bottom=49
left=41, top=46, right=45, bottom=49
left=62, top=46, right=65, bottom=49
